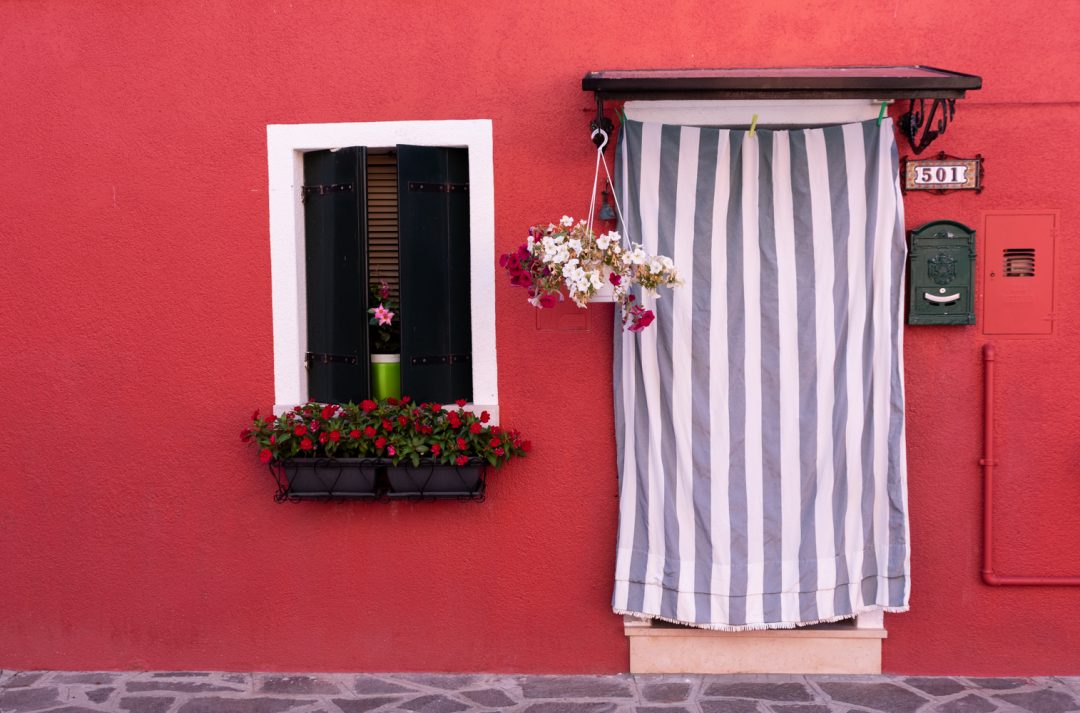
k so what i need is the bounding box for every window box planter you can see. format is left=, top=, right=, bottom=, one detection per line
left=278, top=458, right=381, bottom=500
left=246, top=399, right=529, bottom=503
left=385, top=457, right=486, bottom=498
left=266, top=456, right=489, bottom=502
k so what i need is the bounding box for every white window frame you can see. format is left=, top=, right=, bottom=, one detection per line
left=266, top=120, right=498, bottom=422
left=626, top=98, right=886, bottom=633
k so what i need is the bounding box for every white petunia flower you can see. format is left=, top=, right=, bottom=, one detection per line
left=560, top=215, right=574, bottom=227
left=567, top=238, right=582, bottom=255
left=596, top=234, right=610, bottom=250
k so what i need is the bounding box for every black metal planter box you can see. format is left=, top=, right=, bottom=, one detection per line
left=268, top=457, right=486, bottom=502
left=385, top=457, right=485, bottom=498
left=279, top=458, right=381, bottom=500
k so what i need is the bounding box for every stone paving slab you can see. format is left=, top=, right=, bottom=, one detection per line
left=0, top=672, right=1078, bottom=713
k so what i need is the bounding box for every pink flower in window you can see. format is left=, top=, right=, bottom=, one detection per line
left=373, top=304, right=395, bottom=326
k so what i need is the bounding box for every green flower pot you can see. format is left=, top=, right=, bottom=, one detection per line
left=371, top=353, right=401, bottom=400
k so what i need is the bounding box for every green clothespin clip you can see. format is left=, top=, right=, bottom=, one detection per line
left=877, top=102, right=888, bottom=126
left=749, top=114, right=759, bottom=138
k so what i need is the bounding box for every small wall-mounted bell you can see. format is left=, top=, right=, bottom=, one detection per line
left=599, top=190, right=616, bottom=222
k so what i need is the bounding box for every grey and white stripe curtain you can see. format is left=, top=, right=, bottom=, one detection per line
left=612, top=117, right=910, bottom=630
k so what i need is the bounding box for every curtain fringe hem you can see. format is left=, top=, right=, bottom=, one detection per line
left=612, top=604, right=910, bottom=632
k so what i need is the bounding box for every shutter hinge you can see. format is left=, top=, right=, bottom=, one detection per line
left=408, top=181, right=469, bottom=193
left=305, top=352, right=360, bottom=369
left=301, top=183, right=355, bottom=203
left=409, top=354, right=471, bottom=366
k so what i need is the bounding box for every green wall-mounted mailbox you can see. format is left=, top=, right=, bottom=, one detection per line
left=908, top=220, right=976, bottom=325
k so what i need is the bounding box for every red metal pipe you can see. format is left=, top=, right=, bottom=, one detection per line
left=981, top=342, right=1080, bottom=586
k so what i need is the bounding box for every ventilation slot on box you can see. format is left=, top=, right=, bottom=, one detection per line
left=1003, top=248, right=1036, bottom=277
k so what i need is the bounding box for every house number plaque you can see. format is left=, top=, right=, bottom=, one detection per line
left=902, top=153, right=983, bottom=193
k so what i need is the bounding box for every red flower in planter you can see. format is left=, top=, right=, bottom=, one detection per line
left=293, top=425, right=306, bottom=436
left=364, top=426, right=377, bottom=438
left=480, top=411, right=490, bottom=423
left=259, top=448, right=273, bottom=463
left=318, top=433, right=328, bottom=445
left=397, top=415, right=408, bottom=428
left=375, top=436, right=387, bottom=449
left=455, top=399, right=467, bottom=407
left=431, top=444, right=442, bottom=456
left=361, top=400, right=377, bottom=413
left=448, top=412, right=462, bottom=429
left=349, top=429, right=361, bottom=440
left=455, top=455, right=468, bottom=466
left=308, top=420, right=320, bottom=432
left=320, top=404, right=336, bottom=420
left=469, top=422, right=482, bottom=434
left=300, top=437, right=313, bottom=451
left=494, top=447, right=505, bottom=457
left=382, top=418, right=394, bottom=432
left=456, top=437, right=467, bottom=451
left=328, top=430, right=341, bottom=442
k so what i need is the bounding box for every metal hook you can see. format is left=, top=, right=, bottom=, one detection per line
left=591, top=128, right=609, bottom=152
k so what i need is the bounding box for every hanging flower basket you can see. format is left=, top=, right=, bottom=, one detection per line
left=501, top=217, right=680, bottom=332
left=500, top=134, right=681, bottom=331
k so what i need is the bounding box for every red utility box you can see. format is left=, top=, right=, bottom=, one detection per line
left=981, top=211, right=1057, bottom=336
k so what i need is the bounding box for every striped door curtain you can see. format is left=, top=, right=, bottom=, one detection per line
left=612, top=117, right=910, bottom=630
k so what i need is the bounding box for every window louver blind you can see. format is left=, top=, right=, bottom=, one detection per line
left=367, top=152, right=400, bottom=299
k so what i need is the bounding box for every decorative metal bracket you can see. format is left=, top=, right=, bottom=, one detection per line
left=899, top=98, right=957, bottom=155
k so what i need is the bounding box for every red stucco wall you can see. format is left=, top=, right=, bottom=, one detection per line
left=2, top=1, right=1078, bottom=675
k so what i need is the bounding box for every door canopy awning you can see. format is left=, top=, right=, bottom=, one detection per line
left=582, top=66, right=983, bottom=154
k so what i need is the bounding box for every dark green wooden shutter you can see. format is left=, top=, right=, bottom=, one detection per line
left=302, top=147, right=371, bottom=404
left=396, top=145, right=472, bottom=404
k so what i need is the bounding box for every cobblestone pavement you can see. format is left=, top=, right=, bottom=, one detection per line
left=2, top=671, right=1079, bottom=713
